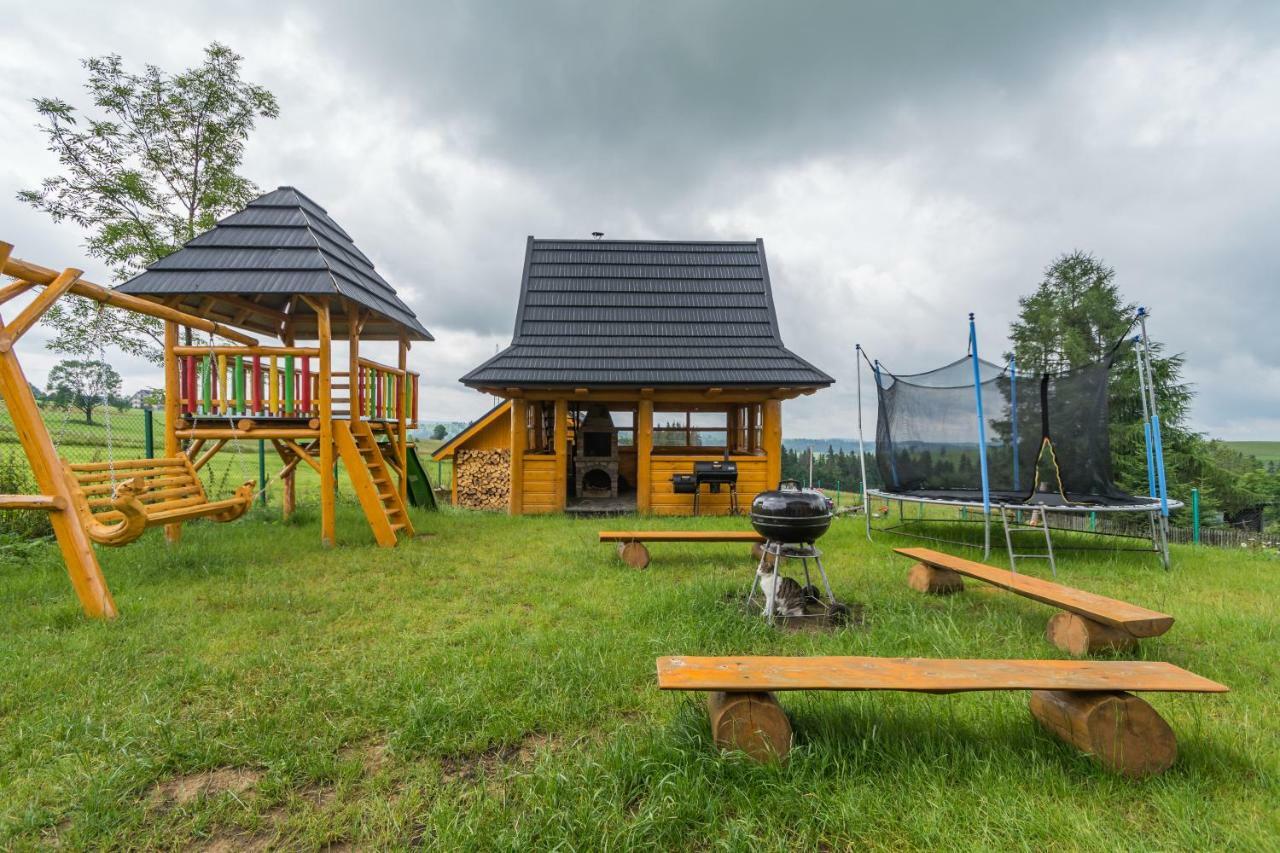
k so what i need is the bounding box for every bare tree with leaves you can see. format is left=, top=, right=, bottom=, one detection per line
left=18, top=42, right=279, bottom=362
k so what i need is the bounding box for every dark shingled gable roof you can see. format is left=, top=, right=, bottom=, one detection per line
left=116, top=187, right=432, bottom=341
left=460, top=237, right=833, bottom=388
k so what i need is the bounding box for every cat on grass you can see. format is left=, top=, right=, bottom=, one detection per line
left=757, top=563, right=808, bottom=617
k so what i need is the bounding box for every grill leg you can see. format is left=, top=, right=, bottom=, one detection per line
left=813, top=554, right=836, bottom=603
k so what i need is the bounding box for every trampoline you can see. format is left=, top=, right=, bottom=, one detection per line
left=855, top=310, right=1179, bottom=571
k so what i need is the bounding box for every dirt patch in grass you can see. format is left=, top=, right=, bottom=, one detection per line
left=339, top=738, right=390, bottom=775
left=150, top=767, right=263, bottom=808
left=440, top=731, right=566, bottom=784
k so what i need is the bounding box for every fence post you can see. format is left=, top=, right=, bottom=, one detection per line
left=258, top=439, right=267, bottom=507
left=143, top=407, right=154, bottom=459
left=1191, top=488, right=1200, bottom=544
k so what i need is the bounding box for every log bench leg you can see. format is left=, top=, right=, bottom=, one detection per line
left=707, top=691, right=792, bottom=762
left=1045, top=612, right=1138, bottom=657
left=1030, top=690, right=1176, bottom=777
left=617, top=541, right=650, bottom=569
left=907, top=562, right=964, bottom=594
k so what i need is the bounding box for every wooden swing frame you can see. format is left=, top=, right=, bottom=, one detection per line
left=0, top=242, right=259, bottom=618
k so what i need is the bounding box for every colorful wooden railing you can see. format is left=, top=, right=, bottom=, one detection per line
left=174, top=346, right=321, bottom=418
left=345, top=358, right=419, bottom=425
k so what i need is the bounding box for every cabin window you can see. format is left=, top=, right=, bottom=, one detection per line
left=653, top=409, right=729, bottom=450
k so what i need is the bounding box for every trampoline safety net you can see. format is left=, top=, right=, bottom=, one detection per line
left=874, top=349, right=1137, bottom=507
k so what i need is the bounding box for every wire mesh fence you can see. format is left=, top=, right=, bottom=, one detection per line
left=0, top=397, right=367, bottom=533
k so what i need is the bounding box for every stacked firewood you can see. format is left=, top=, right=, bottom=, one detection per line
left=455, top=449, right=511, bottom=510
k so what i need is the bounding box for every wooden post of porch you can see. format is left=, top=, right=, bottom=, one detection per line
left=162, top=320, right=183, bottom=544
left=553, top=398, right=568, bottom=511
left=316, top=302, right=336, bottom=547
left=636, top=398, right=653, bottom=513
left=763, top=399, right=782, bottom=489
left=509, top=398, right=526, bottom=515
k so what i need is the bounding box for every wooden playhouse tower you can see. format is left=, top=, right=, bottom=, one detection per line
left=0, top=187, right=431, bottom=616
left=115, top=186, right=434, bottom=548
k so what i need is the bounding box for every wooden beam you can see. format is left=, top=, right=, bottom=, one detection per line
left=0, top=267, right=81, bottom=352
left=0, top=493, right=66, bottom=510
left=317, top=301, right=335, bottom=547
left=763, top=399, right=782, bottom=488
left=0, top=279, right=35, bottom=306
left=636, top=398, right=653, bottom=514
left=282, top=438, right=321, bottom=473
left=0, top=248, right=257, bottom=345
left=190, top=439, right=229, bottom=472
left=509, top=398, right=526, bottom=515
left=553, top=397, right=568, bottom=511
left=163, top=321, right=183, bottom=543
left=0, top=296, right=116, bottom=618
left=397, top=336, right=409, bottom=507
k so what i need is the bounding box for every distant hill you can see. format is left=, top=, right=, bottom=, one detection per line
left=1225, top=441, right=1280, bottom=465
left=784, top=438, right=865, bottom=455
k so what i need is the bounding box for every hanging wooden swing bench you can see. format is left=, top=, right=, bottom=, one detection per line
left=61, top=456, right=255, bottom=547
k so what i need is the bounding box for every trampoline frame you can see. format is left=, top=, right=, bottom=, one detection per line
left=857, top=310, right=1177, bottom=571
left=863, top=488, right=1182, bottom=574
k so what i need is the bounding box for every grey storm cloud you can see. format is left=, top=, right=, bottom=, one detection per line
left=0, top=0, right=1276, bottom=438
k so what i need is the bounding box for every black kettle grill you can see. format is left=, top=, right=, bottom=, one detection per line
left=749, top=480, right=833, bottom=543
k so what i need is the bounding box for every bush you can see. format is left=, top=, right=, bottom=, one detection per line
left=0, top=451, right=53, bottom=539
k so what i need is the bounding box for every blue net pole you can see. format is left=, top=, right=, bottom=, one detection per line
left=968, top=314, right=992, bottom=519
left=1137, top=309, right=1170, bottom=518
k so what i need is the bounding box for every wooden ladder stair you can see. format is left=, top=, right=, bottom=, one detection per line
left=335, top=419, right=414, bottom=547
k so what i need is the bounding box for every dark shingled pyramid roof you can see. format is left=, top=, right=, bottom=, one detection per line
left=116, top=187, right=432, bottom=341
left=460, top=237, right=833, bottom=389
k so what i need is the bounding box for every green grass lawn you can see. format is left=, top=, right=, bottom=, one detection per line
left=1225, top=440, right=1280, bottom=466
left=1, top=502, right=1278, bottom=849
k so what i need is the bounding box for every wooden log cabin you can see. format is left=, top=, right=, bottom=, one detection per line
left=435, top=238, right=833, bottom=515
left=115, top=186, right=433, bottom=547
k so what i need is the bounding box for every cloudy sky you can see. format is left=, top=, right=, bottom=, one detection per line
left=1, top=1, right=1276, bottom=439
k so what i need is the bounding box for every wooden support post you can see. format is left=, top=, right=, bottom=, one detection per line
left=553, top=397, right=568, bottom=511
left=316, top=301, right=336, bottom=547
left=636, top=398, right=653, bottom=513
left=281, top=329, right=297, bottom=520
left=1045, top=612, right=1138, bottom=657
left=706, top=691, right=792, bottom=762
left=907, top=562, right=965, bottom=594
left=397, top=336, right=409, bottom=507
left=509, top=398, right=526, bottom=515
left=616, top=541, right=650, bottom=569
left=163, top=321, right=182, bottom=543
left=1030, top=690, right=1177, bottom=777
left=763, top=399, right=782, bottom=488
left=282, top=469, right=296, bottom=518
left=0, top=304, right=116, bottom=616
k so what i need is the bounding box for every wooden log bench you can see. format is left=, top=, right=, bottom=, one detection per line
left=657, top=655, right=1227, bottom=777
left=895, top=547, right=1175, bottom=656
left=598, top=530, right=765, bottom=569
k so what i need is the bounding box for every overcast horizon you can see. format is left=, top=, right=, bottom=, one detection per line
left=1, top=1, right=1276, bottom=440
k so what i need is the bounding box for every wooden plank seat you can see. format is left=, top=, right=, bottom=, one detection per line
left=62, top=456, right=254, bottom=547
left=895, top=547, right=1175, bottom=656
left=599, top=530, right=765, bottom=568
left=657, top=655, right=1228, bottom=777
